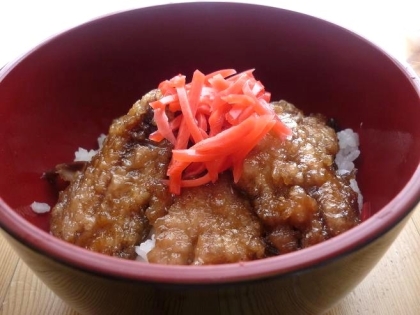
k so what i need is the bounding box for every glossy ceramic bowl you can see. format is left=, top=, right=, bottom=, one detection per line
left=0, top=3, right=419, bottom=315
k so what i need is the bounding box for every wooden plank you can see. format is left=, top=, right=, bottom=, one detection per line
left=0, top=259, right=78, bottom=315
left=410, top=203, right=420, bottom=235
left=327, top=211, right=420, bottom=315
left=0, top=233, right=20, bottom=306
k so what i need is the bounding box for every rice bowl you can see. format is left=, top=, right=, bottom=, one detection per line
left=0, top=3, right=419, bottom=314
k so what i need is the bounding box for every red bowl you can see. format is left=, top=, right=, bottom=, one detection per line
left=1, top=3, right=419, bottom=314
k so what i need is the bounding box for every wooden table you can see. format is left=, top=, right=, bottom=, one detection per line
left=0, top=205, right=419, bottom=315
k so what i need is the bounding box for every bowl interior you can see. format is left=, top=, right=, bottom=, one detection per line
left=0, top=2, right=419, bottom=272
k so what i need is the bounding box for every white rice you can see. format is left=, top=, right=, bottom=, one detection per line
left=74, top=133, right=107, bottom=162
left=335, top=128, right=360, bottom=175
left=74, top=148, right=98, bottom=162
left=135, top=233, right=156, bottom=262
left=30, top=201, right=51, bottom=214
left=335, top=128, right=363, bottom=210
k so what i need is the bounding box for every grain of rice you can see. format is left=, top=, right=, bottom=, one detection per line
left=30, top=201, right=51, bottom=214
left=73, top=134, right=107, bottom=162
left=335, top=128, right=363, bottom=210
left=335, top=128, right=360, bottom=174
left=135, top=234, right=156, bottom=262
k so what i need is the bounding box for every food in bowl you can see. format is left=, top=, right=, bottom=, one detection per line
left=47, top=69, right=362, bottom=265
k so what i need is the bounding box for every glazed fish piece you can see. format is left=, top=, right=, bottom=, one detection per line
left=50, top=90, right=172, bottom=259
